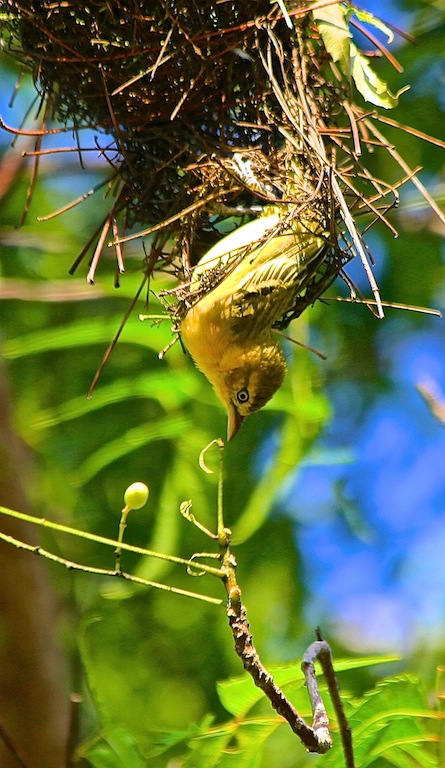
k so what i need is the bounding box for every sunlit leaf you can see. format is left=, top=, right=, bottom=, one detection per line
left=217, top=656, right=399, bottom=717
left=347, top=7, right=394, bottom=44
left=313, top=3, right=351, bottom=76
left=180, top=672, right=441, bottom=768
left=314, top=3, right=408, bottom=108
left=350, top=43, right=409, bottom=108
left=322, top=675, right=441, bottom=767
left=183, top=719, right=277, bottom=768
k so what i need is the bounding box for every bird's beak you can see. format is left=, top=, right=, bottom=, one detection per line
left=227, top=405, right=245, bottom=441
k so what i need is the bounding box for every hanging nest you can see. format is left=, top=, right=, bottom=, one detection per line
left=1, top=1, right=444, bottom=324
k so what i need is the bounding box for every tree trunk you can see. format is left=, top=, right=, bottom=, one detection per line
left=0, top=361, right=69, bottom=768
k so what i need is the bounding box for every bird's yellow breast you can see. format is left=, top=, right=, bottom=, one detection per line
left=180, top=297, right=237, bottom=374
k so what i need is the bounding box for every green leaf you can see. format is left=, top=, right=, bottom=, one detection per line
left=188, top=670, right=440, bottom=768
left=350, top=42, right=409, bottom=109
left=72, top=414, right=190, bottom=484
left=145, top=719, right=214, bottom=761
left=183, top=720, right=278, bottom=768
left=322, top=675, right=440, bottom=768
left=25, top=371, right=199, bottom=434
left=79, top=726, right=146, bottom=768
left=352, top=676, right=438, bottom=765
left=1, top=314, right=171, bottom=357
left=217, top=656, right=399, bottom=717
left=313, top=3, right=409, bottom=109
left=347, top=7, right=394, bottom=44
left=313, top=3, right=351, bottom=75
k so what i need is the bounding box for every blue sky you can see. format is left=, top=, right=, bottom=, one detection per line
left=283, top=314, right=445, bottom=651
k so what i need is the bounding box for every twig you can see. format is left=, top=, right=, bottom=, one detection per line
left=0, top=529, right=222, bottom=605
left=87, top=273, right=148, bottom=398
left=113, top=188, right=235, bottom=246
left=66, top=694, right=82, bottom=768
left=87, top=215, right=111, bottom=284
left=416, top=381, right=445, bottom=424
left=37, top=177, right=111, bottom=221
left=228, top=603, right=325, bottom=750
left=0, top=449, right=356, bottom=762
left=218, top=525, right=354, bottom=761
left=0, top=505, right=223, bottom=579
left=68, top=218, right=109, bottom=275
left=327, top=296, right=442, bottom=316
left=112, top=217, right=125, bottom=275
left=331, top=174, right=384, bottom=318
left=348, top=17, right=403, bottom=73
left=273, top=329, right=327, bottom=360
left=0, top=531, right=221, bottom=605
left=365, top=118, right=445, bottom=228
left=302, top=629, right=354, bottom=767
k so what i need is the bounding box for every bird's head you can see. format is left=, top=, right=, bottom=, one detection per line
left=210, top=342, right=287, bottom=440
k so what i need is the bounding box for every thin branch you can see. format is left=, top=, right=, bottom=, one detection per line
left=218, top=527, right=354, bottom=761
left=86, top=215, right=112, bottom=284
left=416, top=382, right=445, bottom=424
left=113, top=188, right=236, bottom=245
left=342, top=100, right=362, bottom=157
left=0, top=505, right=224, bottom=579
left=325, top=296, right=442, bottom=317
left=273, top=330, right=327, bottom=360
left=331, top=174, right=384, bottom=318
left=348, top=17, right=404, bottom=73
left=87, top=235, right=169, bottom=396
left=374, top=113, right=445, bottom=150
left=68, top=219, right=107, bottom=275
left=37, top=177, right=111, bottom=221
left=0, top=115, right=82, bottom=137
left=0, top=529, right=222, bottom=604
left=227, top=601, right=326, bottom=752
left=365, top=119, right=445, bottom=228
left=112, top=217, right=125, bottom=275
left=302, top=630, right=354, bottom=768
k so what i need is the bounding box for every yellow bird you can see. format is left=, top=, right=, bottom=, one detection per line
left=180, top=211, right=327, bottom=439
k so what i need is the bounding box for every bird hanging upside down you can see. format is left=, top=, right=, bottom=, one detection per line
left=180, top=210, right=329, bottom=440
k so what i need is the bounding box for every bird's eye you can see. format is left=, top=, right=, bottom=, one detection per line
left=235, top=388, right=250, bottom=404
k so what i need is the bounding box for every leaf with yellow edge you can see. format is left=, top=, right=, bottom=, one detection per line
left=350, top=43, right=409, bottom=109
left=346, top=7, right=394, bottom=44
left=313, top=2, right=409, bottom=109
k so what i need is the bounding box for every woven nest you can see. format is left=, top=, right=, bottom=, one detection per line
left=1, top=1, right=424, bottom=323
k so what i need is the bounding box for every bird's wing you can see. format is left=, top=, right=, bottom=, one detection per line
left=190, top=212, right=281, bottom=288
left=236, top=230, right=326, bottom=296
left=218, top=228, right=328, bottom=329
left=189, top=216, right=329, bottom=330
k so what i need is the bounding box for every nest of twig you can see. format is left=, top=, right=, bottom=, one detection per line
left=1, top=1, right=443, bottom=322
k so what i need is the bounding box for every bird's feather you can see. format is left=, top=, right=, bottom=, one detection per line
left=202, top=227, right=327, bottom=332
